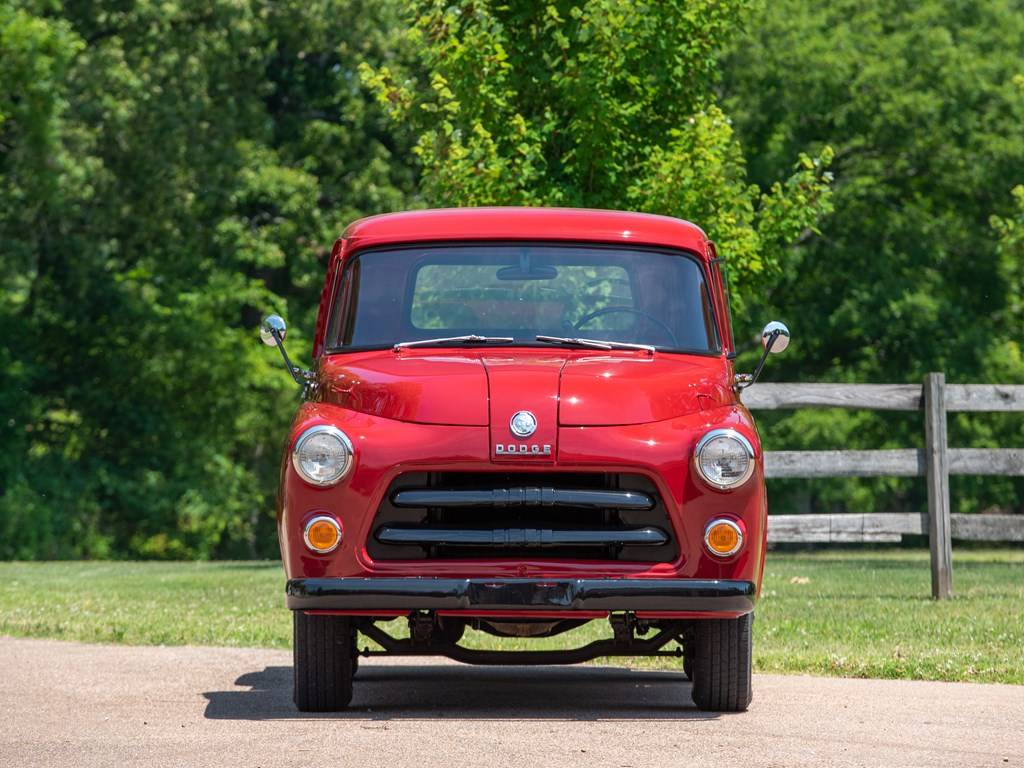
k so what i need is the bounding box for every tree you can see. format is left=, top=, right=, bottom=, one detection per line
left=0, top=5, right=85, bottom=557
left=723, top=0, right=1024, bottom=514
left=0, top=1, right=415, bottom=558
left=990, top=184, right=1024, bottom=372
left=362, top=0, right=832, bottom=302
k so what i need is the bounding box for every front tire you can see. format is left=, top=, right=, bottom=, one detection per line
left=293, top=612, right=355, bottom=712
left=689, top=613, right=753, bottom=712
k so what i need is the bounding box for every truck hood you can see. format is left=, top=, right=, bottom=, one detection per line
left=318, top=350, right=732, bottom=427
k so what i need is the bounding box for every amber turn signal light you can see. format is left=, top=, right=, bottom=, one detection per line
left=303, top=516, right=342, bottom=554
left=704, top=518, right=743, bottom=557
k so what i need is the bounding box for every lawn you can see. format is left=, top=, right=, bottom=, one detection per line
left=1, top=549, right=1021, bottom=683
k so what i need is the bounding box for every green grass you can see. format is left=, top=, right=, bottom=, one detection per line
left=1, top=549, right=1022, bottom=683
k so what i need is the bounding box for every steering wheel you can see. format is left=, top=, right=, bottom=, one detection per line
left=572, top=306, right=679, bottom=347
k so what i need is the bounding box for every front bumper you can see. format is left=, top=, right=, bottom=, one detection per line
left=286, top=577, right=756, bottom=615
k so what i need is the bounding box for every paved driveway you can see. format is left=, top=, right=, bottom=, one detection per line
left=0, top=637, right=1021, bottom=767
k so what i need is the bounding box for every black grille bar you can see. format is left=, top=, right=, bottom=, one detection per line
left=287, top=577, right=757, bottom=614
left=375, top=525, right=668, bottom=548
left=369, top=472, right=677, bottom=563
left=391, top=487, right=655, bottom=510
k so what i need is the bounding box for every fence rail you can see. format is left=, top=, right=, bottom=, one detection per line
left=764, top=448, right=1024, bottom=478
left=767, top=513, right=1024, bottom=544
left=743, top=382, right=1024, bottom=411
left=743, top=375, right=1024, bottom=599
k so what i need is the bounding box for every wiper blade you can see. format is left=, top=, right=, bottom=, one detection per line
left=393, top=335, right=515, bottom=351
left=535, top=335, right=656, bottom=353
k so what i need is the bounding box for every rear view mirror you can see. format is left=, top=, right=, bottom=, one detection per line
left=736, top=320, right=791, bottom=390
left=260, top=314, right=287, bottom=346
left=761, top=321, right=790, bottom=354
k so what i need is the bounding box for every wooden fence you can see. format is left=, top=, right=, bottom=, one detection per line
left=742, top=374, right=1024, bottom=599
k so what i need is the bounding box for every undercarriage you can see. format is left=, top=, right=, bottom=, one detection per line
left=350, top=612, right=691, bottom=666
left=292, top=609, right=752, bottom=713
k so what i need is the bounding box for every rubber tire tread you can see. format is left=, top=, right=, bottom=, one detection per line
left=690, top=613, right=753, bottom=712
left=293, top=612, right=355, bottom=712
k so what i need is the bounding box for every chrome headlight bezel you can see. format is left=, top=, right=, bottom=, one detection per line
left=291, top=425, right=354, bottom=487
left=694, top=428, right=756, bottom=491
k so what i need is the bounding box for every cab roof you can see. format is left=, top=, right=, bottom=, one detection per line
left=342, top=207, right=710, bottom=257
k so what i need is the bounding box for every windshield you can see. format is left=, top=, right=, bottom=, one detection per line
left=326, top=243, right=720, bottom=353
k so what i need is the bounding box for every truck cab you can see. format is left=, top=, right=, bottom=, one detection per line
left=262, top=207, right=788, bottom=712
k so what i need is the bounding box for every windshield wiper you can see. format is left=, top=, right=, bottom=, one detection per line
left=535, top=335, right=656, bottom=354
left=393, top=335, right=515, bottom=351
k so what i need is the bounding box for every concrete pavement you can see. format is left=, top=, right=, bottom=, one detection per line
left=0, top=636, right=1021, bottom=767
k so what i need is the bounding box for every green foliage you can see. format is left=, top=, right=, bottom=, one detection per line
left=2, top=0, right=1022, bottom=559
left=362, top=0, right=833, bottom=300
left=723, top=0, right=1024, bottom=516
left=0, top=1, right=415, bottom=559
left=990, top=184, right=1024, bottom=363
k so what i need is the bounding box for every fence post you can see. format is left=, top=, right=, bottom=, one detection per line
left=924, top=372, right=953, bottom=599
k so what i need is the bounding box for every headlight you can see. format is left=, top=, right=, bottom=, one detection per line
left=292, top=425, right=353, bottom=486
left=694, top=429, right=755, bottom=490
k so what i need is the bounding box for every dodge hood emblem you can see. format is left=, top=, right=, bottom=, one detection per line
left=509, top=410, right=538, bottom=438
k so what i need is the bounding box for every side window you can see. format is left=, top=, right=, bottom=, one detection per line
left=708, top=244, right=735, bottom=353
left=313, top=245, right=342, bottom=358
left=327, top=259, right=359, bottom=347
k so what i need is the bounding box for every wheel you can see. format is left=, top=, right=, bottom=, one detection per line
left=689, top=613, right=753, bottom=712
left=293, top=612, right=355, bottom=712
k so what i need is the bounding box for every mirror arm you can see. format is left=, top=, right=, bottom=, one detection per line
left=269, top=327, right=313, bottom=388
left=735, top=330, right=781, bottom=391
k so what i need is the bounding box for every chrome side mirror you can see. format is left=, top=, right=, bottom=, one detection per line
left=761, top=321, right=790, bottom=354
left=736, top=320, right=791, bottom=391
left=261, top=314, right=287, bottom=346
left=260, top=314, right=313, bottom=393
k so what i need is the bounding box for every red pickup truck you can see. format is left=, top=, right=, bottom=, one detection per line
left=261, top=207, right=788, bottom=712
